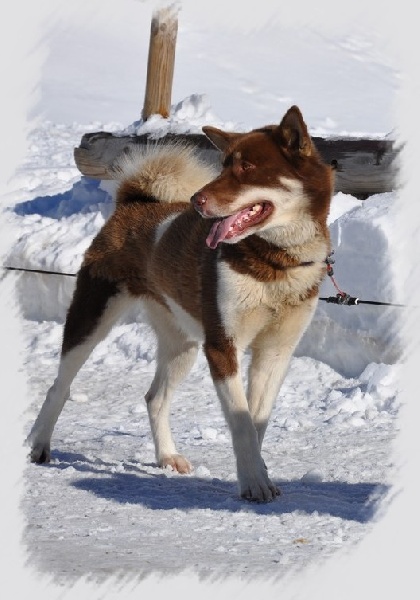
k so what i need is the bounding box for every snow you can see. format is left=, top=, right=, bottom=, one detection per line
left=1, top=1, right=418, bottom=599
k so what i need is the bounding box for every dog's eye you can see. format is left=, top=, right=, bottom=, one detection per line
left=242, top=161, right=255, bottom=171
left=222, top=155, right=233, bottom=168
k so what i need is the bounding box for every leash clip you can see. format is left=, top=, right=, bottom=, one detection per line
left=325, top=250, right=335, bottom=265
left=326, top=293, right=359, bottom=306
left=325, top=251, right=335, bottom=276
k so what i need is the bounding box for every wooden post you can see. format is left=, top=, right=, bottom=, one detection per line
left=142, top=5, right=178, bottom=121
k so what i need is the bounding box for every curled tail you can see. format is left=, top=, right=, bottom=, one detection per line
left=112, top=142, right=218, bottom=205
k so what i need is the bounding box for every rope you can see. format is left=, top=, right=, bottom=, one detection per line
left=4, top=266, right=76, bottom=277
left=3, top=259, right=406, bottom=308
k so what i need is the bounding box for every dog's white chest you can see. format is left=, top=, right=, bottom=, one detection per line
left=216, top=263, right=278, bottom=341
left=216, top=260, right=319, bottom=344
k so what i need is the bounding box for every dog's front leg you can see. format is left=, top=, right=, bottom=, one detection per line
left=248, top=301, right=319, bottom=447
left=247, top=345, right=294, bottom=449
left=205, top=340, right=280, bottom=502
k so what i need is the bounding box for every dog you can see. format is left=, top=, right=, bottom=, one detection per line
left=27, top=105, right=333, bottom=502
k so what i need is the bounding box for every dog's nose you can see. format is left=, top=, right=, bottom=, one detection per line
left=191, top=191, right=207, bottom=209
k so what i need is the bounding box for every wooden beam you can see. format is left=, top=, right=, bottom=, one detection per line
left=73, top=131, right=401, bottom=199
left=142, top=6, right=178, bottom=120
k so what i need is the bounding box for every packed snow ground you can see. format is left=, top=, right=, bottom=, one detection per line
left=2, top=1, right=418, bottom=598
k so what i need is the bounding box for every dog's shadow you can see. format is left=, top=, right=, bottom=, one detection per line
left=46, top=451, right=389, bottom=523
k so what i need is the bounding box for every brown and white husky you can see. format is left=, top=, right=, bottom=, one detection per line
left=27, top=105, right=333, bottom=502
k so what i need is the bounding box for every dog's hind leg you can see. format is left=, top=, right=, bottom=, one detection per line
left=27, top=267, right=133, bottom=463
left=144, top=302, right=199, bottom=474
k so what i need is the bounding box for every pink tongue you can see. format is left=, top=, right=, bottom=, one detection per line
left=206, top=214, right=241, bottom=249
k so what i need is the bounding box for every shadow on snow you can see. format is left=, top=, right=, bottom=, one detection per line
left=13, top=177, right=114, bottom=219
left=46, top=450, right=388, bottom=524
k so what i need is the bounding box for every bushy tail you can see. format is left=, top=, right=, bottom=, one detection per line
left=112, top=142, right=218, bottom=205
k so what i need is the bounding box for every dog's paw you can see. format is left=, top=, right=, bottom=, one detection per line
left=239, top=473, right=281, bottom=503
left=159, top=454, right=192, bottom=474
left=30, top=442, right=51, bottom=464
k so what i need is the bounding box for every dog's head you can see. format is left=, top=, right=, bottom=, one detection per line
left=191, top=105, right=334, bottom=249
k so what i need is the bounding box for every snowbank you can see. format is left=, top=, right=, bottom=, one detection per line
left=297, top=191, right=403, bottom=376
left=7, top=178, right=401, bottom=378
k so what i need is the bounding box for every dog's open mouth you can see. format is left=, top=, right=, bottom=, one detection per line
left=206, top=202, right=273, bottom=249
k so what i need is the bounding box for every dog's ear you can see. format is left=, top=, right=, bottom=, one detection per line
left=274, top=106, right=313, bottom=157
left=202, top=126, right=241, bottom=153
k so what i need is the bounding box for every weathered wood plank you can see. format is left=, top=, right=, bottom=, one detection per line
left=73, top=131, right=401, bottom=198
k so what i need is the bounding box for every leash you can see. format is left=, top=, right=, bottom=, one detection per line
left=319, top=251, right=405, bottom=308
left=4, top=266, right=77, bottom=277
left=3, top=254, right=406, bottom=308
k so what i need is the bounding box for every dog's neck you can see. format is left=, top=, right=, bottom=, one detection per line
left=219, top=235, right=321, bottom=282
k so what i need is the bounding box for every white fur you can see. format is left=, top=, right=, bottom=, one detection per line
left=209, top=177, right=321, bottom=250
left=163, top=295, right=204, bottom=341
left=143, top=301, right=198, bottom=473
left=216, top=260, right=321, bottom=340
left=213, top=374, right=279, bottom=501
left=114, top=143, right=218, bottom=204
left=154, top=213, right=182, bottom=245
left=212, top=269, right=319, bottom=499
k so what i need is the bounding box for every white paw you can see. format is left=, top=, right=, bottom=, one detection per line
left=159, top=454, right=192, bottom=474
left=30, top=442, right=51, bottom=464
left=239, top=471, right=281, bottom=502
